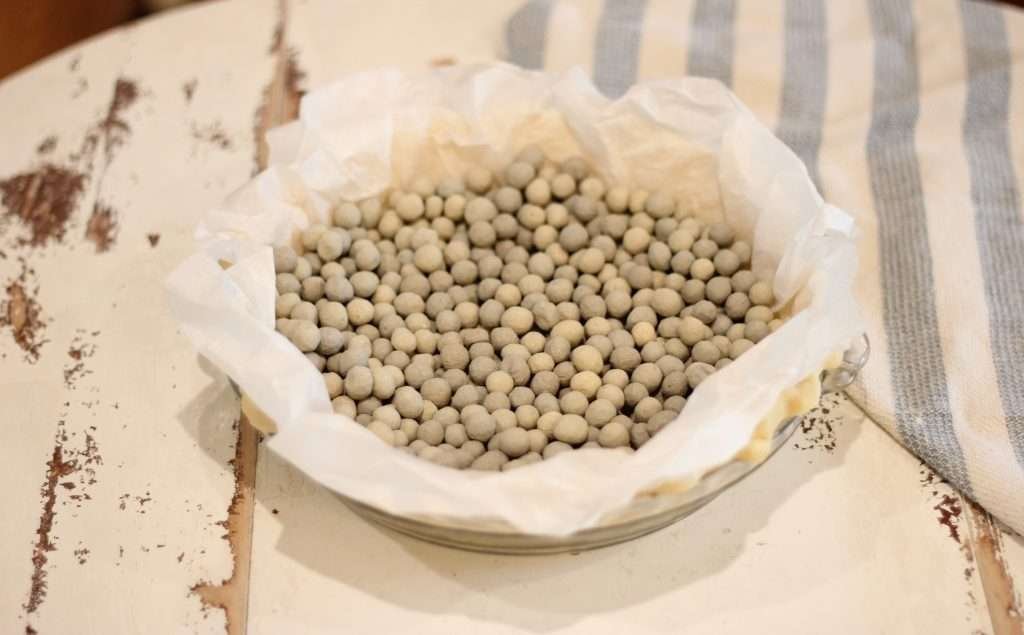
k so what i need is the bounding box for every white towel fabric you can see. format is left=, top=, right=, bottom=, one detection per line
left=504, top=0, right=1024, bottom=534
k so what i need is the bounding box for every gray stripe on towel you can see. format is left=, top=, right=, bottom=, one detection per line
left=593, top=0, right=649, bottom=97
left=687, top=0, right=736, bottom=86
left=866, top=0, right=972, bottom=491
left=961, top=1, right=1024, bottom=469
left=506, top=0, right=554, bottom=70
left=777, top=0, right=828, bottom=189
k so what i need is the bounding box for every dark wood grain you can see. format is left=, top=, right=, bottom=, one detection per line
left=0, top=0, right=141, bottom=80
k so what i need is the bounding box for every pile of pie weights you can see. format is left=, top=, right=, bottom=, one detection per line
left=273, top=147, right=782, bottom=471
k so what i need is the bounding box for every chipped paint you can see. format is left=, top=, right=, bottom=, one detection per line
left=191, top=122, right=233, bottom=150
left=0, top=263, right=47, bottom=362
left=84, top=203, right=118, bottom=253
left=24, top=441, right=75, bottom=615
left=0, top=76, right=141, bottom=366
left=190, top=416, right=259, bottom=635
left=22, top=417, right=102, bottom=629
left=966, top=502, right=1024, bottom=634
left=252, top=0, right=305, bottom=173
left=936, top=494, right=965, bottom=545
left=36, top=137, right=57, bottom=155
left=64, top=331, right=97, bottom=389
left=793, top=393, right=841, bottom=452
left=919, top=463, right=968, bottom=548
left=71, top=77, right=142, bottom=256
left=0, top=165, right=87, bottom=248
left=187, top=5, right=304, bottom=630
left=76, top=78, right=140, bottom=169
left=916, top=461, right=1007, bottom=623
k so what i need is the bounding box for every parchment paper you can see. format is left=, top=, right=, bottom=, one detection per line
left=166, top=63, right=862, bottom=535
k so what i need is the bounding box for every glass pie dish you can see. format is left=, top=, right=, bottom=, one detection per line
left=331, top=336, right=870, bottom=555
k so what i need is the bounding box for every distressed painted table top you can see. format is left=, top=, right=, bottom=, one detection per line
left=0, top=1, right=1021, bottom=633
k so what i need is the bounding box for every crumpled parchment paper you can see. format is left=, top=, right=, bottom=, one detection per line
left=166, top=63, right=862, bottom=536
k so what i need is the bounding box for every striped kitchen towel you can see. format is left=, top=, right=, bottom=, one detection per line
left=505, top=0, right=1024, bottom=534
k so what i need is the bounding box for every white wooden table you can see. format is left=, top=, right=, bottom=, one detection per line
left=0, top=1, right=1021, bottom=633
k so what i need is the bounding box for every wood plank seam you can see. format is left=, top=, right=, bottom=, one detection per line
left=189, top=1, right=305, bottom=633
left=966, top=501, right=1024, bottom=635
left=191, top=414, right=259, bottom=635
